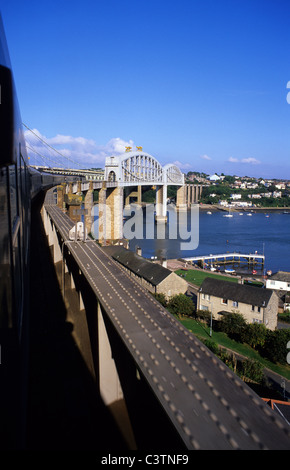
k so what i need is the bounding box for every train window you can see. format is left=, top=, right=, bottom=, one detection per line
left=8, top=164, right=23, bottom=332
left=0, top=167, right=13, bottom=327
left=8, top=165, right=19, bottom=229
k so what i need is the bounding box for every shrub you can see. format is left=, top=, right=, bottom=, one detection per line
left=195, top=309, right=211, bottom=324
left=241, top=323, right=267, bottom=349
left=154, top=293, right=168, bottom=307
left=203, top=339, right=220, bottom=355
left=167, top=294, right=195, bottom=316
left=262, top=329, right=290, bottom=364
left=219, top=350, right=237, bottom=372
left=219, top=313, right=247, bottom=341
left=241, top=359, right=264, bottom=383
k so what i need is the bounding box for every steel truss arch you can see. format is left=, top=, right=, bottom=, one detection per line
left=163, top=163, right=184, bottom=185
left=105, top=151, right=184, bottom=186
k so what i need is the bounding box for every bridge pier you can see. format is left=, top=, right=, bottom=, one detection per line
left=185, top=184, right=203, bottom=206
left=176, top=185, right=187, bottom=210
left=155, top=184, right=167, bottom=223
left=124, top=186, right=142, bottom=206
left=98, top=184, right=124, bottom=243
left=84, top=182, right=94, bottom=235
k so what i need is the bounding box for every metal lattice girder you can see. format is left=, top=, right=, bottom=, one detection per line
left=104, top=151, right=184, bottom=186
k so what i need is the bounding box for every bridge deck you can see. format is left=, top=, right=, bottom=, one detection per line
left=44, top=199, right=290, bottom=450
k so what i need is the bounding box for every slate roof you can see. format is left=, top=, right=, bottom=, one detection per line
left=103, top=245, right=172, bottom=286
left=199, top=277, right=274, bottom=307
left=270, top=271, right=290, bottom=283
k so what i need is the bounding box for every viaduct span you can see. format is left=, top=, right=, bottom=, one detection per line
left=55, top=150, right=203, bottom=243
left=41, top=188, right=290, bottom=450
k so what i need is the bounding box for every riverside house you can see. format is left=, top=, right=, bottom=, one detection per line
left=103, top=245, right=188, bottom=300
left=198, top=277, right=278, bottom=330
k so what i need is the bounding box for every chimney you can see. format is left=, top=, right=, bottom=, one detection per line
left=161, top=258, right=167, bottom=268
left=136, top=246, right=142, bottom=257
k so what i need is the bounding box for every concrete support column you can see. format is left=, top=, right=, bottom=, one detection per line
left=97, top=302, right=124, bottom=406
left=52, top=224, right=62, bottom=264
left=124, top=186, right=142, bottom=206
left=187, top=185, right=194, bottom=207
left=155, top=184, right=167, bottom=222
left=137, top=185, right=142, bottom=204
left=107, top=186, right=124, bottom=240
left=98, top=185, right=107, bottom=243
left=84, top=182, right=93, bottom=235
left=42, top=208, right=62, bottom=264
left=199, top=185, right=203, bottom=200
left=98, top=185, right=124, bottom=242
left=57, top=185, right=65, bottom=209
left=176, top=185, right=187, bottom=210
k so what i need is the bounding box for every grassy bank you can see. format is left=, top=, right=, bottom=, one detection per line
left=175, top=268, right=239, bottom=287
left=174, top=314, right=290, bottom=380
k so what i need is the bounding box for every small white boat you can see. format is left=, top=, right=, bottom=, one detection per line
left=225, top=268, right=235, bottom=274
left=207, top=211, right=212, bottom=215
left=239, top=213, right=243, bottom=215
left=247, top=213, right=252, bottom=216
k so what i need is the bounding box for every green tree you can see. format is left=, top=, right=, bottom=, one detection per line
left=153, top=293, right=168, bottom=307
left=263, top=329, right=290, bottom=364
left=241, top=323, right=267, bottom=349
left=218, top=313, right=247, bottom=341
left=167, top=294, right=195, bottom=316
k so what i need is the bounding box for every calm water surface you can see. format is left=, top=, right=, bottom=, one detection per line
left=128, top=209, right=290, bottom=274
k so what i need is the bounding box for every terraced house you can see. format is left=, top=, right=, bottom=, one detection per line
left=198, top=278, right=278, bottom=330
left=103, top=245, right=188, bottom=299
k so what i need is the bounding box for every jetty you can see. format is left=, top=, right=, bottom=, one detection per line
left=182, top=252, right=265, bottom=268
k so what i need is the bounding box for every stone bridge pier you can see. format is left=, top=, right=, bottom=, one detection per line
left=185, top=184, right=203, bottom=206
left=98, top=184, right=124, bottom=243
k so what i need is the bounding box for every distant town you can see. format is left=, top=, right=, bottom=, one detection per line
left=186, top=171, right=290, bottom=208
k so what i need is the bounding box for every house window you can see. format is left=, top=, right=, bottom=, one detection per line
left=202, top=294, right=210, bottom=301
left=201, top=305, right=209, bottom=311
left=252, top=305, right=255, bottom=311
left=257, top=306, right=261, bottom=313
left=221, top=298, right=228, bottom=305
left=232, top=301, right=238, bottom=308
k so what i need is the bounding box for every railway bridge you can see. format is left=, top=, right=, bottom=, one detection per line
left=45, top=151, right=203, bottom=243
left=40, top=188, right=290, bottom=450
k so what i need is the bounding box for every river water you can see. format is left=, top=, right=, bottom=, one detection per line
left=127, top=207, right=290, bottom=275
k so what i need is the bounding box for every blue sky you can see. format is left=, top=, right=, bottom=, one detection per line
left=2, top=0, right=290, bottom=178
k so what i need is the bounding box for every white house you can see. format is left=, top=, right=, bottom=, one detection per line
left=219, top=200, right=229, bottom=207
left=266, top=271, right=290, bottom=292
left=209, top=174, right=220, bottom=182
